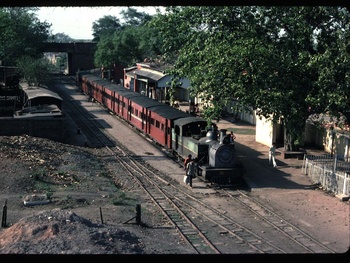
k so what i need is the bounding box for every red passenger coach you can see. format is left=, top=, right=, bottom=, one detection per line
left=146, top=104, right=190, bottom=148
left=132, top=98, right=190, bottom=149
left=78, top=73, right=91, bottom=94
left=93, top=79, right=110, bottom=104
left=102, top=83, right=120, bottom=113
left=118, top=91, right=143, bottom=121
left=128, top=96, right=163, bottom=132
left=84, top=75, right=101, bottom=98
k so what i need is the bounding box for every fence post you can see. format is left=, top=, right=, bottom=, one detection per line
left=136, top=204, right=141, bottom=225
left=333, top=154, right=338, bottom=174
left=1, top=199, right=7, bottom=228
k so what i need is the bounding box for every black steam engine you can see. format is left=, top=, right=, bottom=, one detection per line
left=172, top=119, right=244, bottom=186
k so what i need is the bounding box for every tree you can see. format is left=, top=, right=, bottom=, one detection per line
left=0, top=7, right=51, bottom=66
left=92, top=15, right=122, bottom=42
left=120, top=7, right=153, bottom=27
left=149, top=6, right=350, bottom=150
left=16, top=56, right=54, bottom=85
left=50, top=33, right=73, bottom=43
left=93, top=9, right=161, bottom=70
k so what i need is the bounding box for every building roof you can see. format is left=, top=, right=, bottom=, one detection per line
left=126, top=68, right=165, bottom=82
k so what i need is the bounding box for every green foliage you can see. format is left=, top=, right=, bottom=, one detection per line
left=0, top=7, right=51, bottom=66
left=149, top=6, right=350, bottom=149
left=92, top=15, right=122, bottom=42
left=93, top=11, right=161, bottom=69
left=0, top=8, right=52, bottom=86
left=50, top=33, right=73, bottom=43
left=16, top=56, right=54, bottom=85
left=120, top=7, right=153, bottom=27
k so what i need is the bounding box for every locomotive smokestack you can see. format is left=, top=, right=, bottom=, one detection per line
left=219, top=129, right=227, bottom=144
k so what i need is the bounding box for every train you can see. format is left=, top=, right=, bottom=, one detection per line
left=14, top=82, right=63, bottom=118
left=76, top=71, right=244, bottom=185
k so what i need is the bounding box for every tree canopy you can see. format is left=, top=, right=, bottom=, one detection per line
left=149, top=6, right=350, bottom=149
left=0, top=7, right=51, bottom=66
left=0, top=7, right=52, bottom=85
left=93, top=7, right=162, bottom=69
left=92, top=15, right=122, bottom=42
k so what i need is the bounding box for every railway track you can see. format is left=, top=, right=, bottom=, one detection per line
left=222, top=189, right=336, bottom=254
left=52, top=75, right=337, bottom=254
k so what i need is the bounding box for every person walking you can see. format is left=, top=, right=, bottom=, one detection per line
left=184, top=154, right=192, bottom=170
left=185, top=158, right=195, bottom=187
left=269, top=142, right=277, bottom=168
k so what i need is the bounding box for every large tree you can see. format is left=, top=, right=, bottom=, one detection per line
left=94, top=8, right=162, bottom=70
left=0, top=7, right=51, bottom=66
left=92, top=15, right=122, bottom=42
left=149, top=6, right=350, bottom=150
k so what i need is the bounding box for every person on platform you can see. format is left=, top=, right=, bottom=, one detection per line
left=184, top=158, right=195, bottom=187
left=230, top=131, right=236, bottom=144
left=269, top=142, right=278, bottom=168
left=184, top=154, right=192, bottom=170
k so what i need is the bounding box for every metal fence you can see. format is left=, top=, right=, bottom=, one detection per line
left=302, top=154, right=350, bottom=197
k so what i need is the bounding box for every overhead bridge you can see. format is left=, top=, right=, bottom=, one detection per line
left=42, top=42, right=97, bottom=75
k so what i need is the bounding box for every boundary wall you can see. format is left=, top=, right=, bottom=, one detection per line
left=0, top=117, right=65, bottom=142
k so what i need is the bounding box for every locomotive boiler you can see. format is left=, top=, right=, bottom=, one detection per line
left=197, top=128, right=244, bottom=185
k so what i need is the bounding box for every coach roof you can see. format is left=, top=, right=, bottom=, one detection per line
left=19, top=82, right=62, bottom=101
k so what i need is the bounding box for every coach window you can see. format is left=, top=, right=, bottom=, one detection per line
left=151, top=118, right=155, bottom=126
left=156, top=120, right=160, bottom=129
left=135, top=109, right=138, bottom=117
left=161, top=123, right=165, bottom=131
left=130, top=106, right=134, bottom=114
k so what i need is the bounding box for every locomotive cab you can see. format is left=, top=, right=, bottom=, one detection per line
left=172, top=116, right=208, bottom=161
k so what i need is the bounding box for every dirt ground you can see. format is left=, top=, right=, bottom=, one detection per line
left=0, top=135, right=192, bottom=254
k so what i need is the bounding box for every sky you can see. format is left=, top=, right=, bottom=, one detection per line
left=35, top=6, right=162, bottom=40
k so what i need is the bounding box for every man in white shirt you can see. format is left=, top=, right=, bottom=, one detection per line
left=269, top=143, right=277, bottom=168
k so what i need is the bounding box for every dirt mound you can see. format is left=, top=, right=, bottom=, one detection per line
left=0, top=208, right=146, bottom=254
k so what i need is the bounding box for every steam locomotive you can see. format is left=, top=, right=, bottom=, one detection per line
left=173, top=119, right=244, bottom=185
left=76, top=71, right=244, bottom=185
